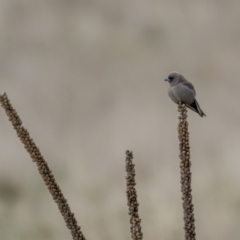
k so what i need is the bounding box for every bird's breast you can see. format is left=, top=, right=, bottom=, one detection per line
left=170, top=84, right=195, bottom=104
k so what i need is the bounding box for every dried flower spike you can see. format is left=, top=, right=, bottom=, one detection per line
left=0, top=93, right=86, bottom=240
left=125, top=150, right=143, bottom=240
left=178, top=102, right=196, bottom=240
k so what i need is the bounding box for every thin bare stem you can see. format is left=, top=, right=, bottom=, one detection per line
left=178, top=103, right=196, bottom=240
left=125, top=150, right=143, bottom=240
left=0, top=92, right=86, bottom=240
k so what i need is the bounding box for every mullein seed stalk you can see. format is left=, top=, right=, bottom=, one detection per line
left=125, top=150, right=143, bottom=240
left=0, top=93, right=86, bottom=240
left=178, top=102, right=196, bottom=240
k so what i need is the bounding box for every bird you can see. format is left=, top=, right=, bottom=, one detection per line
left=165, top=72, right=206, bottom=117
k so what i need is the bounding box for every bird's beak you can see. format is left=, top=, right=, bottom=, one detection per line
left=165, top=78, right=170, bottom=82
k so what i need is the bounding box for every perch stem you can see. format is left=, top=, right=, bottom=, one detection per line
left=178, top=102, right=196, bottom=240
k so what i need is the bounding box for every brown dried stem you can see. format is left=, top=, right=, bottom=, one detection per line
left=0, top=92, right=86, bottom=240
left=125, top=150, right=143, bottom=240
left=178, top=103, right=196, bottom=240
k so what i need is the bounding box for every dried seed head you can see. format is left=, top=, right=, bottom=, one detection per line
left=0, top=93, right=86, bottom=240
left=125, top=150, right=143, bottom=240
left=178, top=103, right=196, bottom=240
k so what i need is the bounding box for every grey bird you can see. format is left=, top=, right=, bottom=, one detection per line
left=165, top=72, right=206, bottom=117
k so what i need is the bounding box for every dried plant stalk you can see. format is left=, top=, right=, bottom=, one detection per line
left=0, top=93, right=86, bottom=240
left=178, top=103, right=196, bottom=240
left=125, top=150, right=143, bottom=240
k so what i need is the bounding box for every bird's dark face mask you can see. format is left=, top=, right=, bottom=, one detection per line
left=164, top=77, right=174, bottom=83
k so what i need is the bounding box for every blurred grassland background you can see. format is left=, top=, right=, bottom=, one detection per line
left=1, top=0, right=240, bottom=240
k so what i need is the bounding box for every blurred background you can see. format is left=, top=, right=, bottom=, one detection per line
left=0, top=0, right=240, bottom=239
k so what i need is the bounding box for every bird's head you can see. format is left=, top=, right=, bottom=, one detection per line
left=165, top=72, right=184, bottom=85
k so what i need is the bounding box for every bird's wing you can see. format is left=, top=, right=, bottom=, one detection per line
left=182, top=82, right=196, bottom=95
left=186, top=103, right=198, bottom=114
left=186, top=99, right=206, bottom=117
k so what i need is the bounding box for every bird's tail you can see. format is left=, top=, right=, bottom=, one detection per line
left=187, top=99, right=206, bottom=117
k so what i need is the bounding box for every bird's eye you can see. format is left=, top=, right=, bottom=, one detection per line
left=169, top=77, right=174, bottom=81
